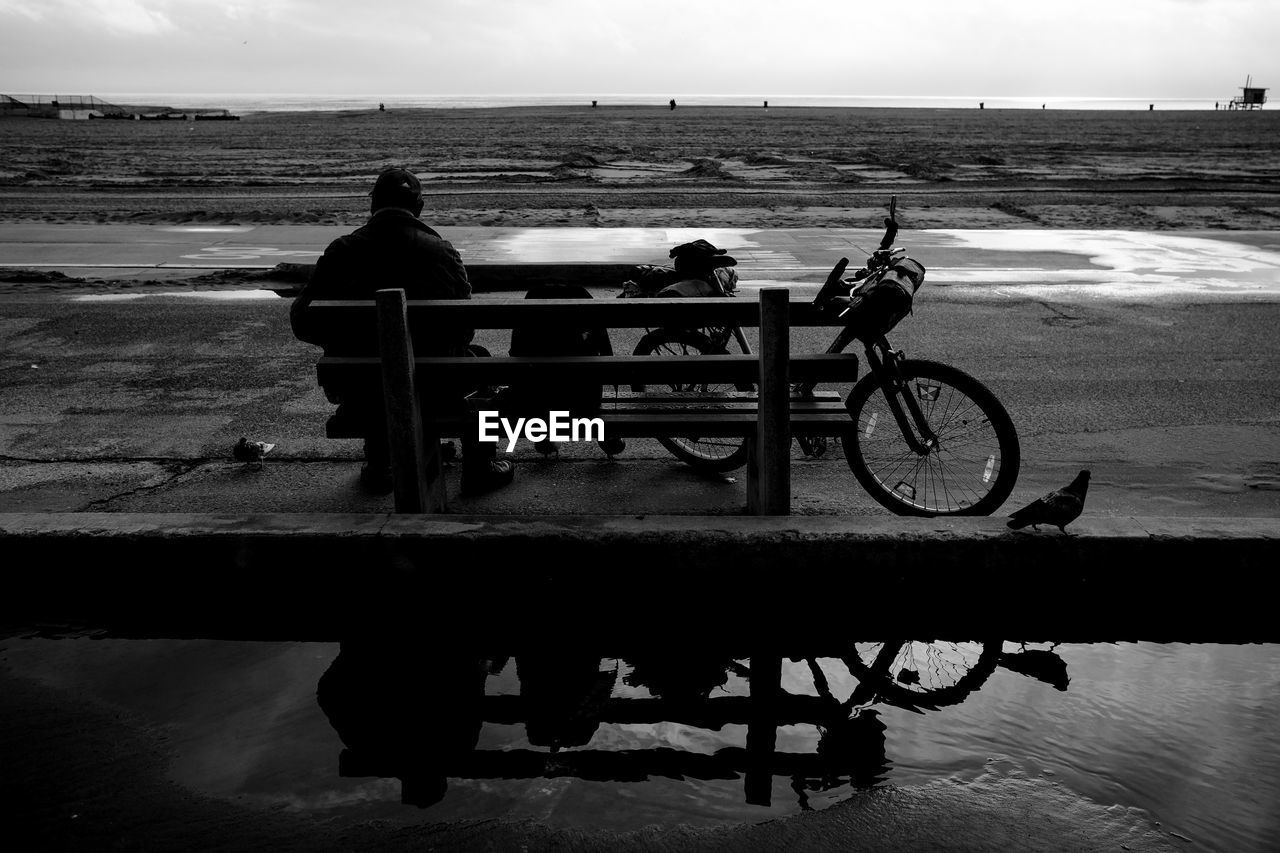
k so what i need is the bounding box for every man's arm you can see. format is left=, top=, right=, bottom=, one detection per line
left=432, top=238, right=476, bottom=350
left=435, top=239, right=473, bottom=301
left=290, top=241, right=347, bottom=345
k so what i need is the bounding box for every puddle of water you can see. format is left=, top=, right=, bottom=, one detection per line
left=479, top=228, right=767, bottom=264
left=159, top=226, right=256, bottom=233
left=930, top=230, right=1280, bottom=275
left=920, top=231, right=1280, bottom=299
left=71, top=290, right=283, bottom=302
left=1, top=640, right=1276, bottom=850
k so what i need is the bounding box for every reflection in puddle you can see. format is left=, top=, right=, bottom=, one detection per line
left=479, top=228, right=767, bottom=264
left=72, top=290, right=283, bottom=302
left=2, top=640, right=1278, bottom=849
left=926, top=230, right=1280, bottom=298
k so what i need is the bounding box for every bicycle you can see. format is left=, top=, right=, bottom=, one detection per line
left=631, top=199, right=1021, bottom=517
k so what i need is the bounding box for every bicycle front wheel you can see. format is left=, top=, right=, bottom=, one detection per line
left=632, top=328, right=752, bottom=473
left=844, top=641, right=1002, bottom=709
left=842, top=360, right=1019, bottom=516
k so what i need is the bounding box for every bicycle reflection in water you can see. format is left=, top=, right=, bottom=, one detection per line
left=316, top=640, right=1069, bottom=811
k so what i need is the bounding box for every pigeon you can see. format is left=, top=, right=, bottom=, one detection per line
left=998, top=646, right=1070, bottom=691
left=1007, top=469, right=1090, bottom=533
left=233, top=437, right=275, bottom=468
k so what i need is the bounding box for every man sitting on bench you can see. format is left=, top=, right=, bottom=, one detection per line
left=290, top=166, right=515, bottom=496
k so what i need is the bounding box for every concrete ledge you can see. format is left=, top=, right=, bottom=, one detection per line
left=3, top=513, right=1276, bottom=644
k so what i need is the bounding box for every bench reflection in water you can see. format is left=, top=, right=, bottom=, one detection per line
left=316, top=638, right=1068, bottom=810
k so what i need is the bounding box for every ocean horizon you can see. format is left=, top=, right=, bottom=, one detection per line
left=83, top=92, right=1231, bottom=114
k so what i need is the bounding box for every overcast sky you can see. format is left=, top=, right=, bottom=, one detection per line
left=2, top=0, right=1277, bottom=98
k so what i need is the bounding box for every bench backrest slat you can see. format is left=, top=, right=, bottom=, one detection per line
left=317, top=352, right=860, bottom=387
left=306, top=296, right=842, bottom=333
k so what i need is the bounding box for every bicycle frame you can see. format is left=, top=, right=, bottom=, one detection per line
left=857, top=337, right=940, bottom=457
left=793, top=325, right=938, bottom=458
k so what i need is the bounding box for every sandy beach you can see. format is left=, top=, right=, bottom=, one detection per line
left=1, top=105, right=1278, bottom=230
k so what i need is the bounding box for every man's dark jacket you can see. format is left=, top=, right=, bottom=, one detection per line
left=290, top=207, right=473, bottom=356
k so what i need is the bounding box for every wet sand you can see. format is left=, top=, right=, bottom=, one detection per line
left=1, top=105, right=1278, bottom=230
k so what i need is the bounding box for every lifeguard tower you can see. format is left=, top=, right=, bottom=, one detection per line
left=1228, top=75, right=1267, bottom=110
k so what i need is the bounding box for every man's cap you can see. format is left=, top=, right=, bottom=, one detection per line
left=370, top=167, right=422, bottom=208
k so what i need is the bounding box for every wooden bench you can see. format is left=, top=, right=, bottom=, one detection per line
left=307, top=288, right=858, bottom=515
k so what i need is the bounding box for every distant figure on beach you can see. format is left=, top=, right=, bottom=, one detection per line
left=290, top=167, right=515, bottom=496
left=592, top=100, right=597, bottom=107
left=378, top=102, right=385, bottom=111
left=764, top=100, right=768, bottom=109
left=670, top=98, right=677, bottom=110
left=1149, top=104, right=1154, bottom=111
left=979, top=102, right=984, bottom=110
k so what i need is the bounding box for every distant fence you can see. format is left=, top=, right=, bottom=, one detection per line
left=1, top=93, right=126, bottom=118
left=1, top=94, right=236, bottom=121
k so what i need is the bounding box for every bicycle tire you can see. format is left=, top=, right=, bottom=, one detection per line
left=632, top=328, right=752, bottom=473
left=844, top=641, right=1002, bottom=709
left=842, top=360, right=1019, bottom=516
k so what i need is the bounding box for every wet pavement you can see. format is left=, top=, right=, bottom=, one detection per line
left=3, top=224, right=1280, bottom=299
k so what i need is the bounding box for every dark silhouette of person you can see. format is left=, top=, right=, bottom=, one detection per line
left=516, top=654, right=616, bottom=751
left=791, top=708, right=889, bottom=808
left=316, top=639, right=491, bottom=808
left=379, top=102, right=385, bottom=111
left=504, top=282, right=624, bottom=458
left=670, top=98, right=677, bottom=110
left=622, top=654, right=733, bottom=703
left=291, top=166, right=514, bottom=495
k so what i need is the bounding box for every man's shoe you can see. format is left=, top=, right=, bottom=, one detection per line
left=360, top=462, right=394, bottom=495
left=460, top=460, right=515, bottom=496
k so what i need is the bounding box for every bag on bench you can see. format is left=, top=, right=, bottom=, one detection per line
left=619, top=239, right=740, bottom=351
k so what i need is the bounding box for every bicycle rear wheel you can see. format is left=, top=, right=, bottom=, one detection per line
left=842, top=359, right=1019, bottom=516
left=632, top=328, right=752, bottom=473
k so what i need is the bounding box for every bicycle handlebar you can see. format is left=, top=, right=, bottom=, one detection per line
left=877, top=195, right=898, bottom=251
left=877, top=217, right=898, bottom=251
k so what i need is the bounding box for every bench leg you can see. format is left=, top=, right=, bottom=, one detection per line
left=745, top=654, right=782, bottom=805
left=420, top=423, right=448, bottom=513
left=751, top=287, right=791, bottom=515
left=377, top=288, right=444, bottom=514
